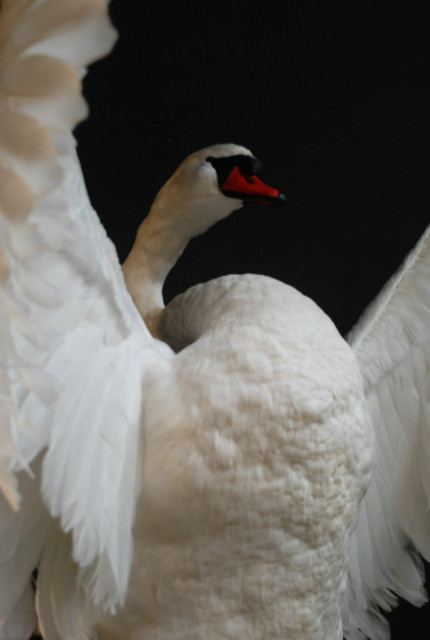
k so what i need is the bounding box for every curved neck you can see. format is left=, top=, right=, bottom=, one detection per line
left=122, top=176, right=238, bottom=334
left=122, top=213, right=188, bottom=320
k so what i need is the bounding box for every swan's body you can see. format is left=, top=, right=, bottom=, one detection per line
left=97, top=275, right=372, bottom=640
left=99, top=145, right=372, bottom=639
left=0, top=3, right=429, bottom=640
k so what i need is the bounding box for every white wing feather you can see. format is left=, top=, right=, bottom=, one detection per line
left=343, top=225, right=430, bottom=638
left=0, top=0, right=172, bottom=634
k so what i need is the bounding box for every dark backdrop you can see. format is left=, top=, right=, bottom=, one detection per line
left=75, top=2, right=429, bottom=637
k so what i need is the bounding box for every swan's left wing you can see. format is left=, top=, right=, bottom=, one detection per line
left=343, top=225, right=430, bottom=639
left=0, top=2, right=171, bottom=635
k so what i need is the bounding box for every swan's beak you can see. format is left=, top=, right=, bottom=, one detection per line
left=221, top=166, right=286, bottom=207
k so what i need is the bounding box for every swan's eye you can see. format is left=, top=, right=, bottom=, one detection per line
left=244, top=176, right=256, bottom=184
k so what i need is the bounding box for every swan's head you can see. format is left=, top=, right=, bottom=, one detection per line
left=150, top=143, right=286, bottom=238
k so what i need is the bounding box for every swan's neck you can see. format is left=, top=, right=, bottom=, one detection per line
left=122, top=205, right=189, bottom=326
left=122, top=180, right=238, bottom=335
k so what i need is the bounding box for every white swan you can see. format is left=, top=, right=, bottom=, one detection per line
left=0, top=2, right=429, bottom=640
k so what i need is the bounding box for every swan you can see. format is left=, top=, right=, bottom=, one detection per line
left=0, top=2, right=429, bottom=639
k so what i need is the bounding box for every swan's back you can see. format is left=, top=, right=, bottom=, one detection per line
left=98, top=274, right=373, bottom=640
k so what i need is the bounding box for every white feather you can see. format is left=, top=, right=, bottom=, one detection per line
left=0, top=0, right=173, bottom=633
left=0, top=455, right=51, bottom=639
left=343, top=226, right=430, bottom=638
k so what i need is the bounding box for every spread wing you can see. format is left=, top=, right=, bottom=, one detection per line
left=343, top=225, right=430, bottom=639
left=0, top=1, right=171, bottom=637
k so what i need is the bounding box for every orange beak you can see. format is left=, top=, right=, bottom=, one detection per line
left=221, top=166, right=286, bottom=206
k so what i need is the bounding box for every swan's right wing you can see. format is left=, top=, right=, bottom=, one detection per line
left=0, top=1, right=172, bottom=636
left=343, top=224, right=430, bottom=639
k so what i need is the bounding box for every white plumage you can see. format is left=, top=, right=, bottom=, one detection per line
left=0, top=2, right=429, bottom=639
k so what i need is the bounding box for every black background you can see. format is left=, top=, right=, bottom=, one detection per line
left=75, top=1, right=429, bottom=637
